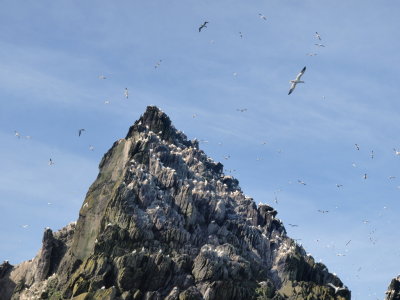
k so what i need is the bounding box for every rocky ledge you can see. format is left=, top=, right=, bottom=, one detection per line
left=0, top=106, right=350, bottom=300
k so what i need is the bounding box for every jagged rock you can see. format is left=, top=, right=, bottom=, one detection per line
left=386, top=276, right=400, bottom=300
left=0, top=106, right=350, bottom=300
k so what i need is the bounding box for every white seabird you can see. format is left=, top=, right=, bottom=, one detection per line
left=288, top=66, right=306, bottom=95
left=258, top=13, right=267, bottom=21
left=315, top=32, right=322, bottom=40
left=326, top=283, right=347, bottom=294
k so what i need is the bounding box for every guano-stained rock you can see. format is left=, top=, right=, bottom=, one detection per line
left=0, top=106, right=351, bottom=300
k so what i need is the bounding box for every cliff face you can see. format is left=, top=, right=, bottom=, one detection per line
left=0, top=106, right=351, bottom=300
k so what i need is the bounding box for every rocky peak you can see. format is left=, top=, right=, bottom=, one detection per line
left=125, top=106, right=196, bottom=149
left=0, top=106, right=350, bottom=300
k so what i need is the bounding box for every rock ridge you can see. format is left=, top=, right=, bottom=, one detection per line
left=0, top=106, right=350, bottom=300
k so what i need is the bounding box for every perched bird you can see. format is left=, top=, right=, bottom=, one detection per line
left=78, top=128, right=86, bottom=137
left=48, top=158, right=55, bottom=166
left=288, top=66, right=306, bottom=95
left=315, top=43, right=325, bottom=47
left=199, top=21, right=208, bottom=32
left=258, top=13, right=267, bottom=20
left=124, top=88, right=129, bottom=99
left=326, top=283, right=348, bottom=294
left=315, top=32, right=322, bottom=40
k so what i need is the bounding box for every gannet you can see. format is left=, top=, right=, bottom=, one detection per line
left=288, top=66, right=306, bottom=95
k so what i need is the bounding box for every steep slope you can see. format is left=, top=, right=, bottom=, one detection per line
left=0, top=106, right=351, bottom=300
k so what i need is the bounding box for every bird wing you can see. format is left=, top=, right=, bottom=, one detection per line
left=327, top=283, right=337, bottom=289
left=288, top=82, right=297, bottom=95
left=295, top=66, right=306, bottom=80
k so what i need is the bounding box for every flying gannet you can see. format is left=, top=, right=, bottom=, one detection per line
left=199, top=21, right=208, bottom=32
left=288, top=66, right=306, bottom=95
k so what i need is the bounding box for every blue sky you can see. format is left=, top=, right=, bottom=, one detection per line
left=1, top=0, right=400, bottom=298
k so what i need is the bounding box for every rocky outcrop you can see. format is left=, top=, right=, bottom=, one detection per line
left=0, top=106, right=351, bottom=300
left=385, top=276, right=400, bottom=300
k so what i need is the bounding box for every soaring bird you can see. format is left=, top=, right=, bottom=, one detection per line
left=315, top=43, right=325, bottom=47
left=48, top=158, right=55, bottom=166
left=124, top=88, right=129, bottom=99
left=154, top=59, right=162, bottom=69
left=315, top=32, right=322, bottom=40
left=199, top=21, right=208, bottom=32
left=14, top=130, right=20, bottom=138
left=288, top=67, right=306, bottom=95
left=78, top=128, right=85, bottom=137
left=326, top=283, right=348, bottom=294
left=258, top=13, right=267, bottom=20
left=297, top=179, right=307, bottom=185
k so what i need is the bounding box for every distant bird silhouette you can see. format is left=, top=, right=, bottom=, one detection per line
left=199, top=21, right=208, bottom=32
left=98, top=75, right=106, bottom=80
left=288, top=66, right=306, bottom=95
left=315, top=43, right=325, bottom=47
left=48, top=158, right=55, bottom=166
left=258, top=13, right=267, bottom=21
left=78, top=129, right=85, bottom=137
left=124, top=88, right=129, bottom=99
left=298, top=179, right=307, bottom=185
left=239, top=31, right=243, bottom=38
left=315, top=32, right=322, bottom=40
left=236, top=108, right=247, bottom=112
left=154, top=59, right=162, bottom=69
left=14, top=131, right=20, bottom=138
left=355, top=144, right=360, bottom=150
